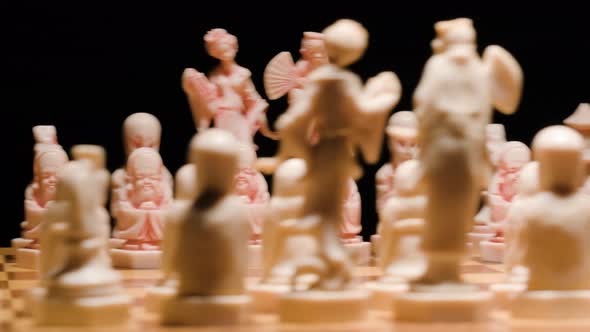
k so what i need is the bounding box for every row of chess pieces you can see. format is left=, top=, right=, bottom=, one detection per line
left=13, top=16, right=590, bottom=326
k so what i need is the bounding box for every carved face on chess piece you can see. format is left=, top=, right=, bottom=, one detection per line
left=205, top=28, right=238, bottom=62
left=33, top=147, right=69, bottom=207
left=494, top=141, right=531, bottom=203
left=387, top=111, right=418, bottom=167
left=126, top=147, right=166, bottom=208
left=123, top=113, right=162, bottom=156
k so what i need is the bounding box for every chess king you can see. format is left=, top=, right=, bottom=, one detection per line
left=393, top=18, right=523, bottom=322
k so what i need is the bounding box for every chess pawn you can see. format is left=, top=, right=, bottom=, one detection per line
left=393, top=18, right=523, bottom=322
left=276, top=19, right=401, bottom=324
left=366, top=160, right=426, bottom=310
left=161, top=129, right=250, bottom=325
left=468, top=123, right=508, bottom=255
left=111, top=112, right=173, bottom=216
left=509, top=126, right=590, bottom=320
left=14, top=142, right=69, bottom=269
left=480, top=141, right=531, bottom=263
left=373, top=111, right=419, bottom=255
left=110, top=147, right=172, bottom=269
left=33, top=161, right=129, bottom=326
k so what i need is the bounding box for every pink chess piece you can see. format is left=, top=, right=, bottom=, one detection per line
left=340, top=179, right=361, bottom=243
left=182, top=28, right=276, bottom=144
left=233, top=144, right=270, bottom=243
left=480, top=141, right=531, bottom=263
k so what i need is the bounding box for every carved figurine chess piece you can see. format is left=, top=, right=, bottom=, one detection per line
left=111, top=112, right=173, bottom=217
left=468, top=124, right=508, bottom=255
left=366, top=160, right=426, bottom=310
left=160, top=129, right=250, bottom=325
left=32, top=161, right=130, bottom=325
left=509, top=126, right=590, bottom=320
left=271, top=19, right=401, bottom=323
left=264, top=31, right=329, bottom=103
left=110, top=147, right=172, bottom=268
left=182, top=28, right=276, bottom=145
left=479, top=141, right=531, bottom=263
left=373, top=111, right=419, bottom=255
left=564, top=103, right=590, bottom=190
left=14, top=128, right=69, bottom=269
left=393, top=18, right=523, bottom=322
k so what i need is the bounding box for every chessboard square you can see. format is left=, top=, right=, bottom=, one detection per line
left=7, top=280, right=36, bottom=291
left=4, top=263, right=34, bottom=273
left=463, top=272, right=506, bottom=285
left=7, top=271, right=38, bottom=280
left=0, top=272, right=7, bottom=281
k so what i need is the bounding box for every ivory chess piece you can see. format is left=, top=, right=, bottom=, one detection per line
left=373, top=111, right=419, bottom=255
left=509, top=126, right=590, bottom=320
left=182, top=28, right=276, bottom=144
left=160, top=129, right=250, bottom=325
left=272, top=19, right=401, bottom=323
left=366, top=160, right=426, bottom=310
left=480, top=141, right=531, bottom=262
left=14, top=128, right=69, bottom=269
left=339, top=178, right=371, bottom=265
left=564, top=103, right=590, bottom=191
left=32, top=161, right=130, bottom=325
left=393, top=18, right=523, bottom=322
left=111, top=112, right=173, bottom=217
left=110, top=147, right=172, bottom=268
left=468, top=124, right=508, bottom=255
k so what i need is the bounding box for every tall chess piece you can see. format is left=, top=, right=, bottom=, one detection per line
left=273, top=19, right=401, bottom=323
left=393, top=18, right=523, bottom=322
left=161, top=129, right=250, bottom=325
left=14, top=126, right=68, bottom=269
left=32, top=161, right=130, bottom=326
left=510, top=126, right=590, bottom=320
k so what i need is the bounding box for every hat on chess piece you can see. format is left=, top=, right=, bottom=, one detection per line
left=322, top=19, right=368, bottom=67
left=386, top=111, right=418, bottom=139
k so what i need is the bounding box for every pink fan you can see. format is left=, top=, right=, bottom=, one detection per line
left=263, top=52, right=299, bottom=100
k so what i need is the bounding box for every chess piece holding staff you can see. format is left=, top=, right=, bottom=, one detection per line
left=393, top=17, right=523, bottom=322
left=32, top=161, right=130, bottom=326
left=366, top=159, right=426, bottom=310
left=161, top=129, right=250, bottom=325
left=272, top=19, right=401, bottom=323
left=509, top=126, right=590, bottom=320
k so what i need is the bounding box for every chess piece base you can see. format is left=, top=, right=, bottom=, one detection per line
left=393, top=284, right=492, bottom=322
left=467, top=232, right=494, bottom=256
left=145, top=284, right=175, bottom=313
left=161, top=294, right=250, bottom=325
left=32, top=288, right=130, bottom=326
left=16, top=248, right=40, bottom=269
left=511, top=290, right=590, bottom=320
left=343, top=241, right=371, bottom=266
left=365, top=281, right=409, bottom=311
left=279, top=289, right=369, bottom=323
left=11, top=237, right=34, bottom=249
left=370, top=234, right=381, bottom=256
left=479, top=240, right=504, bottom=263
left=249, top=283, right=290, bottom=313
left=110, top=249, right=161, bottom=269
left=248, top=243, right=262, bottom=269
left=490, top=282, right=526, bottom=308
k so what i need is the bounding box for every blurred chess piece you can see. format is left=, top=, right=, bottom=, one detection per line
left=14, top=127, right=68, bottom=269
left=32, top=161, right=130, bottom=326
left=273, top=19, right=401, bottom=323
left=564, top=103, right=590, bottom=190
left=393, top=17, right=523, bottom=322
left=509, top=126, right=590, bottom=320
left=161, top=129, right=250, bottom=325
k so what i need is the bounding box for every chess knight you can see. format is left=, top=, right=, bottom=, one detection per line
left=273, top=19, right=401, bottom=323
left=393, top=18, right=523, bottom=321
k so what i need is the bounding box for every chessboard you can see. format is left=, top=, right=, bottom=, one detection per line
left=0, top=247, right=581, bottom=332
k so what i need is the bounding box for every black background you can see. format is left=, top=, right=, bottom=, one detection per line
left=2, top=3, right=589, bottom=246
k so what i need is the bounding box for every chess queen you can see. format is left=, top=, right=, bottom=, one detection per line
left=110, top=147, right=172, bottom=268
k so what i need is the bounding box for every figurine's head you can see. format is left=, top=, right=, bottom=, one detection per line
left=486, top=124, right=507, bottom=168
left=517, top=161, right=540, bottom=197
left=431, top=18, right=476, bottom=54
left=33, top=125, right=57, bottom=145
left=498, top=141, right=531, bottom=172
left=127, top=147, right=164, bottom=204
left=300, top=32, right=329, bottom=67
left=33, top=147, right=69, bottom=202
left=71, top=144, right=106, bottom=170
left=204, top=28, right=238, bottom=62
left=190, top=129, right=240, bottom=193
left=322, top=19, right=368, bottom=67
left=386, top=111, right=418, bottom=165
left=273, top=158, right=307, bottom=197
left=532, top=126, right=585, bottom=194
left=123, top=112, right=162, bottom=156
left=234, top=143, right=258, bottom=194
left=393, top=160, right=424, bottom=196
